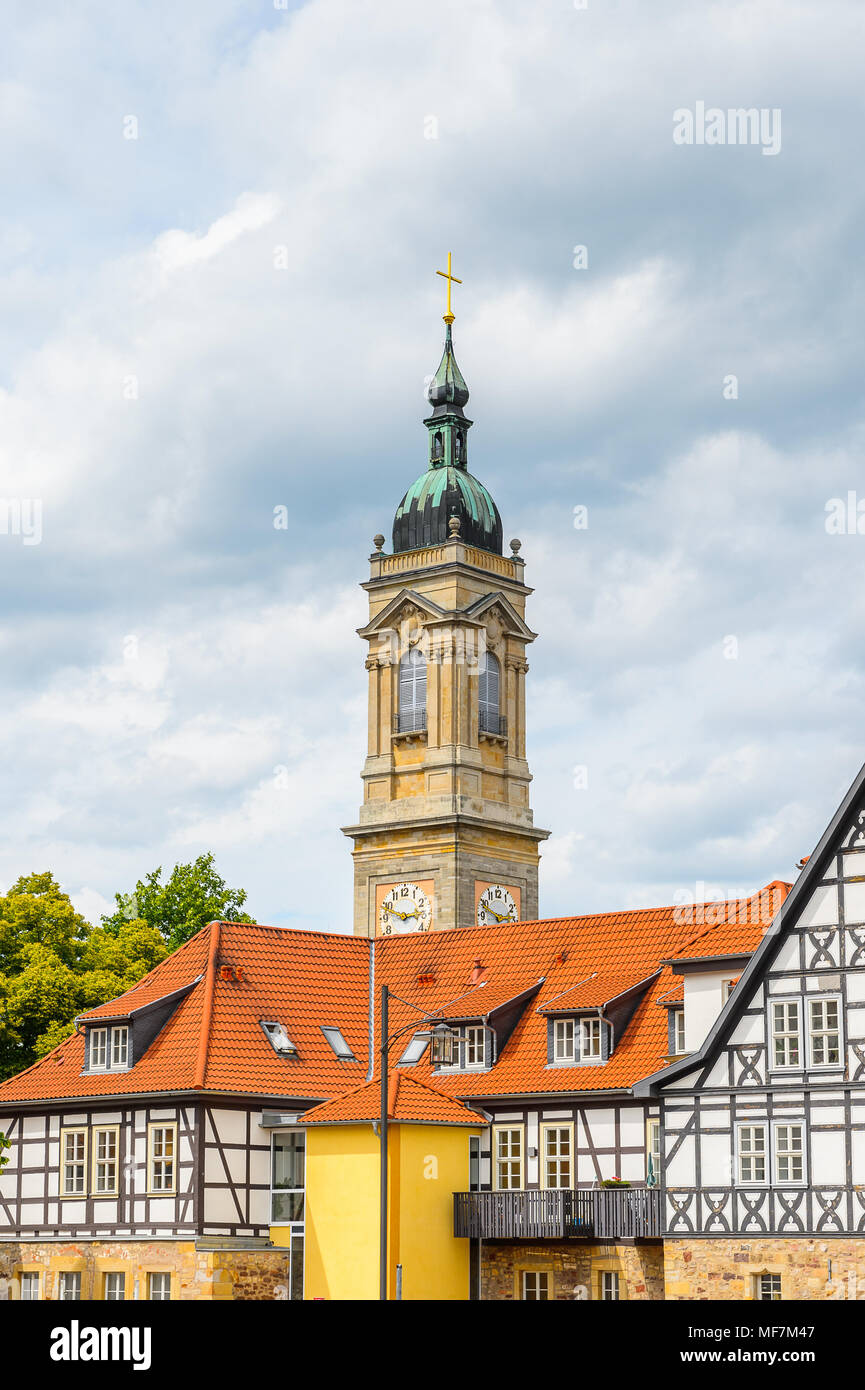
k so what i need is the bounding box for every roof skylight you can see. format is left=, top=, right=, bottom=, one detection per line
left=321, top=1026, right=357, bottom=1061
left=397, top=1031, right=432, bottom=1066
left=260, top=1020, right=298, bottom=1057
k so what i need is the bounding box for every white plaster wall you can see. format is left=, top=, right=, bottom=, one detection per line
left=810, top=1129, right=846, bottom=1184
left=684, top=970, right=741, bottom=1051
left=700, top=1133, right=733, bottom=1186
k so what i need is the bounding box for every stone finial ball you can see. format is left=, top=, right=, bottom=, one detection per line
left=509, top=538, right=522, bottom=554
left=373, top=534, right=385, bottom=551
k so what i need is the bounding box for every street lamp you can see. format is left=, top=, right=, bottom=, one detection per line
left=379, top=985, right=458, bottom=1300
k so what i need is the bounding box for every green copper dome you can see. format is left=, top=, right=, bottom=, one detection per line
left=391, top=320, right=503, bottom=555
left=392, top=465, right=503, bottom=554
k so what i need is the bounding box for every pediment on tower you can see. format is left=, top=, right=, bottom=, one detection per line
left=357, top=588, right=446, bottom=641
left=463, top=592, right=538, bottom=644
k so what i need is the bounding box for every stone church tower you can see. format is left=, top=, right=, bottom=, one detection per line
left=343, top=272, right=549, bottom=936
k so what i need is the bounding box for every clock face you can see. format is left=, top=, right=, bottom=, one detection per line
left=379, top=882, right=433, bottom=935
left=477, top=885, right=518, bottom=926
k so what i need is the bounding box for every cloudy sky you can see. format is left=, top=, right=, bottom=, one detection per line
left=2, top=0, right=865, bottom=932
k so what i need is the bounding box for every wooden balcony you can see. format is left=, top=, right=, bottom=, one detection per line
left=453, top=1188, right=662, bottom=1242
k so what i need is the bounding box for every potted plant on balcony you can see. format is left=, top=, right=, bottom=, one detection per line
left=600, top=1176, right=631, bottom=1187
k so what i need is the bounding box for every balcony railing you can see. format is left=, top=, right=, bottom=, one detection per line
left=479, top=711, right=507, bottom=737
left=394, top=709, right=427, bottom=734
left=453, top=1188, right=662, bottom=1241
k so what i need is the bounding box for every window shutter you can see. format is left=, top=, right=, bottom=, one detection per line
left=667, top=1010, right=677, bottom=1054
left=399, top=648, right=427, bottom=731
left=546, top=1019, right=555, bottom=1064
left=601, top=1021, right=611, bottom=1062
left=479, top=651, right=500, bottom=731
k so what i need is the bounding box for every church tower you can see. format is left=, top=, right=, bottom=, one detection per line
left=343, top=258, right=549, bottom=937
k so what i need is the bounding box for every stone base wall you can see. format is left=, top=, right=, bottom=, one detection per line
left=664, top=1238, right=865, bottom=1301
left=481, top=1241, right=665, bottom=1301
left=0, top=1241, right=294, bottom=1301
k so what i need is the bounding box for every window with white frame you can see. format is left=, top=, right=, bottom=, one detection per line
left=601, top=1271, right=620, bottom=1301
left=581, top=1018, right=602, bottom=1059
left=646, top=1118, right=662, bottom=1179
left=111, top=1026, right=129, bottom=1068
left=553, top=1018, right=575, bottom=1062
left=772, top=1001, right=800, bottom=1068
left=464, top=1025, right=486, bottom=1069
left=738, top=1124, right=767, bottom=1183
left=103, top=1272, right=125, bottom=1301
left=271, top=1132, right=305, bottom=1301
left=61, top=1129, right=87, bottom=1197
left=774, top=1124, right=804, bottom=1183
left=722, top=979, right=736, bottom=1002
left=521, top=1271, right=549, bottom=1300
left=148, top=1272, right=171, bottom=1301
left=90, top=1028, right=108, bottom=1070
left=271, top=1132, right=305, bottom=1223
left=437, top=1026, right=487, bottom=1070
left=541, top=1124, right=572, bottom=1189
left=92, top=1126, right=119, bottom=1195
left=147, top=1124, right=176, bottom=1193
left=809, top=998, right=840, bottom=1066
left=58, top=1272, right=82, bottom=1300
left=494, top=1126, right=523, bottom=1190
left=19, top=1272, right=39, bottom=1301
left=756, top=1272, right=782, bottom=1301
left=672, top=1010, right=686, bottom=1054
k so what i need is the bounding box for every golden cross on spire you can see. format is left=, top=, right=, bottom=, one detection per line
left=436, top=251, right=462, bottom=325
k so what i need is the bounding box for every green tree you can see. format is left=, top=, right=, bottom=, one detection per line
left=101, top=852, right=255, bottom=950
left=0, top=873, right=169, bottom=1081
left=0, top=1133, right=8, bottom=1170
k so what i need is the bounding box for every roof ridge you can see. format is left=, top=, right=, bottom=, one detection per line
left=194, top=920, right=221, bottom=1089
left=217, top=920, right=369, bottom=945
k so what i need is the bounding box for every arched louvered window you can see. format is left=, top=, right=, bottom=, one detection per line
left=432, top=430, right=444, bottom=460
left=398, top=647, right=427, bottom=732
left=478, top=651, right=501, bottom=735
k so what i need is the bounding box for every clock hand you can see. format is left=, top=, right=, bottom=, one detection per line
left=485, top=904, right=513, bottom=922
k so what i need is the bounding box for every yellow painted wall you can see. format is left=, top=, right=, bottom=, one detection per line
left=395, top=1124, right=478, bottom=1301
left=303, top=1123, right=482, bottom=1301
left=304, top=1125, right=381, bottom=1301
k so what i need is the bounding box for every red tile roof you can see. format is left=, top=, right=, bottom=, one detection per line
left=0, top=882, right=792, bottom=1107
left=538, top=970, right=660, bottom=1013
left=304, top=1073, right=488, bottom=1127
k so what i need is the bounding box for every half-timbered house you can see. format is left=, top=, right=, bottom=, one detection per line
left=636, top=763, right=865, bottom=1300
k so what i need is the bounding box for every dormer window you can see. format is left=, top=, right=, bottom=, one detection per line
left=671, top=1009, right=686, bottom=1055
left=85, top=1024, right=130, bottom=1073
left=581, top=1018, right=602, bottom=1059
left=111, top=1027, right=129, bottom=1068
left=435, top=1024, right=490, bottom=1071
left=321, top=1026, right=357, bottom=1061
left=90, top=1028, right=108, bottom=1070
left=261, top=1020, right=298, bottom=1057
left=553, top=1019, right=575, bottom=1062
left=547, top=1015, right=609, bottom=1066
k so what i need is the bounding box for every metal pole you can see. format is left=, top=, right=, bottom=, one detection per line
left=379, top=984, right=389, bottom=1301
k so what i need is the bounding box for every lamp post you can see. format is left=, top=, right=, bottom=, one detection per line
left=379, top=984, right=457, bottom=1300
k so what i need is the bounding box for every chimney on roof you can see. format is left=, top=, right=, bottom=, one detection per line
left=797, top=855, right=810, bottom=872
left=219, top=964, right=246, bottom=982
left=470, top=957, right=486, bottom=985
